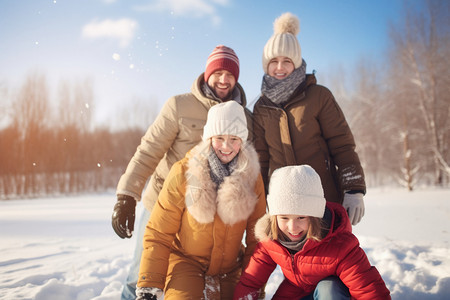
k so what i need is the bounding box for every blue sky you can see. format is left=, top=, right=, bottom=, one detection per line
left=0, top=0, right=418, bottom=127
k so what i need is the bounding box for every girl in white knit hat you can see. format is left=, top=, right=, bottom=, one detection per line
left=136, top=101, right=266, bottom=300
left=252, top=12, right=366, bottom=227
left=233, top=165, right=390, bottom=300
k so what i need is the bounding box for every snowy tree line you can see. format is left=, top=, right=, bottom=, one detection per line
left=0, top=0, right=449, bottom=199
left=324, top=0, right=449, bottom=190
left=0, top=76, right=146, bottom=199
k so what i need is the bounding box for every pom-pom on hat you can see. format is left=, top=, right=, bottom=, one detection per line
left=262, top=12, right=302, bottom=74
left=267, top=165, right=326, bottom=218
left=202, top=101, right=248, bottom=142
left=204, top=45, right=240, bottom=82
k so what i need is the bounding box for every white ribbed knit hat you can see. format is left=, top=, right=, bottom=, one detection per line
left=262, top=12, right=302, bottom=74
left=202, top=101, right=248, bottom=141
left=267, top=165, right=326, bottom=218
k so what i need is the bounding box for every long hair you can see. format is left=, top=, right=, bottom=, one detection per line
left=270, top=215, right=327, bottom=241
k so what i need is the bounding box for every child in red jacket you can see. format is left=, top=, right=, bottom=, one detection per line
left=233, top=165, right=390, bottom=300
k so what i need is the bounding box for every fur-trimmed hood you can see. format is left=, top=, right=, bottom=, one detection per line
left=254, top=214, right=272, bottom=242
left=185, top=140, right=260, bottom=225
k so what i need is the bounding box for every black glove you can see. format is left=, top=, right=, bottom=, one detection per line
left=136, top=287, right=161, bottom=300
left=136, top=293, right=158, bottom=300
left=136, top=293, right=157, bottom=300
left=111, top=194, right=136, bottom=238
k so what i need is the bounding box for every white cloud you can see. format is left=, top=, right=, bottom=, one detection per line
left=133, top=0, right=229, bottom=26
left=81, top=18, right=138, bottom=47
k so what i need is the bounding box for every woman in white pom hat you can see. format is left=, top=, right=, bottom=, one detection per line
left=253, top=12, right=366, bottom=226
left=135, top=101, right=266, bottom=300
left=233, top=165, right=390, bottom=300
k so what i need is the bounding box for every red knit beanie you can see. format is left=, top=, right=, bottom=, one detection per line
left=204, top=45, right=240, bottom=82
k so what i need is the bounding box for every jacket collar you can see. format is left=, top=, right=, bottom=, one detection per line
left=185, top=140, right=260, bottom=225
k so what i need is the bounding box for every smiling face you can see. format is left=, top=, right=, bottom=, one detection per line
left=211, top=135, right=242, bottom=164
left=267, top=56, right=295, bottom=80
left=207, top=70, right=236, bottom=100
left=276, top=214, right=310, bottom=242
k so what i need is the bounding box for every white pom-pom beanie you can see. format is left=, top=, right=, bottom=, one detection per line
left=262, top=12, right=302, bottom=74
left=267, top=165, right=326, bottom=218
left=202, top=101, right=248, bottom=141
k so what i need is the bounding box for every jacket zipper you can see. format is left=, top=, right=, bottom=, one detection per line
left=290, top=253, right=302, bottom=286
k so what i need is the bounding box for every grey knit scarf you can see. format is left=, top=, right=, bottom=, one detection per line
left=278, top=207, right=333, bottom=254
left=261, top=59, right=307, bottom=105
left=208, top=148, right=238, bottom=187
left=279, top=232, right=308, bottom=254
left=202, top=82, right=242, bottom=104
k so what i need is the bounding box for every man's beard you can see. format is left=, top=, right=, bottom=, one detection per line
left=213, top=84, right=232, bottom=101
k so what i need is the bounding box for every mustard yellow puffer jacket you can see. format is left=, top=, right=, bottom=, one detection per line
left=138, top=140, right=267, bottom=289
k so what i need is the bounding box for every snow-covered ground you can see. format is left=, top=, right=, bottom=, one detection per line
left=0, top=187, right=449, bottom=299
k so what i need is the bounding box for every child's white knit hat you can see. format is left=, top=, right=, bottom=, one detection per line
left=267, top=165, right=326, bottom=218
left=202, top=101, right=248, bottom=141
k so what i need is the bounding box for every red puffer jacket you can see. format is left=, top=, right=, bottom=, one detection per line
left=233, top=202, right=390, bottom=299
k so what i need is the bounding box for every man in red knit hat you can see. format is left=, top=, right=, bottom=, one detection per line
left=112, top=45, right=252, bottom=300
left=204, top=45, right=240, bottom=100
